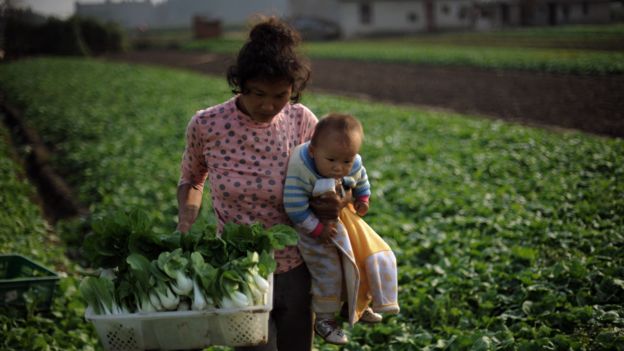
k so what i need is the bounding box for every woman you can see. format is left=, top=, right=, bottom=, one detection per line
left=177, top=17, right=342, bottom=350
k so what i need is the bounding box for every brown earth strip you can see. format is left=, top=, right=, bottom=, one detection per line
left=1, top=94, right=87, bottom=223
left=104, top=50, right=624, bottom=138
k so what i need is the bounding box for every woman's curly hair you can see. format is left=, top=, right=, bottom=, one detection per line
left=227, top=17, right=311, bottom=103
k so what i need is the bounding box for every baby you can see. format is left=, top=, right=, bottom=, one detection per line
left=284, top=113, right=399, bottom=345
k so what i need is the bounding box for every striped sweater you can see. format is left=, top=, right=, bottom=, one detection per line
left=283, top=142, right=371, bottom=236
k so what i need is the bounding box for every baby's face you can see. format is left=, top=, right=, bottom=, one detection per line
left=310, top=131, right=361, bottom=179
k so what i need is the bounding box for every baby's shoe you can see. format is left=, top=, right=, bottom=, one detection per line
left=315, top=318, right=348, bottom=345
left=374, top=304, right=400, bottom=315
left=360, top=307, right=383, bottom=323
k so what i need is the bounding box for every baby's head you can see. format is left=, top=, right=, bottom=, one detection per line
left=309, top=113, right=364, bottom=179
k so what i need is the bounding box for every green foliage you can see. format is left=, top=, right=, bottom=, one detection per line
left=303, top=42, right=624, bottom=75
left=0, top=57, right=229, bottom=233
left=182, top=24, right=624, bottom=75
left=0, top=125, right=101, bottom=350
left=73, top=16, right=125, bottom=54
left=78, top=210, right=295, bottom=314
left=184, top=37, right=246, bottom=53
left=0, top=125, right=50, bottom=258
left=2, top=13, right=124, bottom=59
left=0, top=276, right=101, bottom=351
left=82, top=208, right=180, bottom=268
left=391, top=23, right=624, bottom=46
left=220, top=223, right=299, bottom=261
left=0, top=58, right=623, bottom=350
left=303, top=94, right=624, bottom=350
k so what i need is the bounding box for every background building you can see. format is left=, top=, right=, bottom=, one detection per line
left=75, top=0, right=614, bottom=36
left=75, top=0, right=288, bottom=29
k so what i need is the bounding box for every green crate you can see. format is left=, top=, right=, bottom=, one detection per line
left=0, top=254, right=59, bottom=311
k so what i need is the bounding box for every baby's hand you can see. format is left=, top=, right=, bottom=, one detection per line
left=318, top=221, right=338, bottom=244
left=354, top=200, right=369, bottom=216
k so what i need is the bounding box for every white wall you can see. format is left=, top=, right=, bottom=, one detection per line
left=339, top=2, right=364, bottom=37
left=339, top=1, right=427, bottom=38
left=434, top=0, right=472, bottom=29
left=473, top=2, right=523, bottom=30
left=528, top=1, right=610, bottom=26
left=77, top=0, right=289, bottom=28
left=288, top=0, right=341, bottom=22
left=373, top=2, right=427, bottom=32
left=214, top=0, right=289, bottom=25
left=288, top=0, right=612, bottom=38
left=561, top=1, right=611, bottom=24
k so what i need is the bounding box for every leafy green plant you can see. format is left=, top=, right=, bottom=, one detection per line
left=79, top=209, right=297, bottom=314
left=0, top=125, right=101, bottom=350
left=0, top=58, right=622, bottom=350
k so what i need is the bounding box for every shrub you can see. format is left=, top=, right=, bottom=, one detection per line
left=2, top=11, right=124, bottom=59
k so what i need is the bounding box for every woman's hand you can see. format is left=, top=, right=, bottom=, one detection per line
left=309, top=188, right=353, bottom=220
left=176, top=184, right=203, bottom=234
left=176, top=204, right=199, bottom=233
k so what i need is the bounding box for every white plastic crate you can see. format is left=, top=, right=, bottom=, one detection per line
left=85, top=274, right=273, bottom=351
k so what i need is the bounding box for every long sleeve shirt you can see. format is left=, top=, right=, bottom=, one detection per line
left=179, top=96, right=318, bottom=273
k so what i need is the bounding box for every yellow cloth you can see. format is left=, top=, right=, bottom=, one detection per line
left=339, top=204, right=391, bottom=320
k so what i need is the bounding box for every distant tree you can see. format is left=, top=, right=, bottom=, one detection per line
left=1, top=0, right=25, bottom=56
left=1, top=7, right=125, bottom=59
left=1, top=0, right=23, bottom=11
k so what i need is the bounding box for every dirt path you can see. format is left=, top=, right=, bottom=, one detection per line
left=1, top=95, right=87, bottom=223
left=103, top=50, right=624, bottom=138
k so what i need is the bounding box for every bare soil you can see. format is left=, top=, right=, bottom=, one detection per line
left=1, top=96, right=87, bottom=223
left=103, top=50, right=624, bottom=138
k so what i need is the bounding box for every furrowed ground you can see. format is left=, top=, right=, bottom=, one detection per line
left=0, top=57, right=622, bottom=350
left=108, top=23, right=624, bottom=138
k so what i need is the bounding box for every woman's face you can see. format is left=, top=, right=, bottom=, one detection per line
left=237, top=79, right=293, bottom=123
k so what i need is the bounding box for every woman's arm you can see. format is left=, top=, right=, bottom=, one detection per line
left=176, top=183, right=204, bottom=233
left=177, top=112, right=210, bottom=233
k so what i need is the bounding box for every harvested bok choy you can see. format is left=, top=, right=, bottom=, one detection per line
left=79, top=209, right=299, bottom=315
left=157, top=249, right=193, bottom=296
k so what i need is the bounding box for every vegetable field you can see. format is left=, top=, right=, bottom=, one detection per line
left=182, top=24, right=624, bottom=75
left=1, top=58, right=623, bottom=350
left=0, top=120, right=99, bottom=349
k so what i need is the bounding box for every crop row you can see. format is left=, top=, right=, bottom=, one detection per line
left=382, top=23, right=624, bottom=50
left=0, top=58, right=623, bottom=350
left=0, top=124, right=99, bottom=350
left=182, top=24, right=624, bottom=75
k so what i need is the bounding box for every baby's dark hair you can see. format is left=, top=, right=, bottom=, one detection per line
left=227, top=17, right=311, bottom=103
left=311, top=113, right=364, bottom=146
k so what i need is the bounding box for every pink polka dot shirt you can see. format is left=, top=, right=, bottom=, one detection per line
left=179, top=96, right=318, bottom=273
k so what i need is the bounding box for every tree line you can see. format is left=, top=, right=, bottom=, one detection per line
left=2, top=7, right=124, bottom=59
